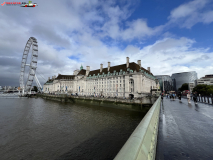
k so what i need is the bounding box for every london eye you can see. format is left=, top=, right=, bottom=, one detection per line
left=19, top=37, right=42, bottom=94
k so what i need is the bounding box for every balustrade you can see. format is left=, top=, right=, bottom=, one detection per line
left=196, top=96, right=213, bottom=104
left=183, top=95, right=213, bottom=105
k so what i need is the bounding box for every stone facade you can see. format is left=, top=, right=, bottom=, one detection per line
left=43, top=57, right=159, bottom=98
left=196, top=75, right=213, bottom=86
left=188, top=82, right=195, bottom=92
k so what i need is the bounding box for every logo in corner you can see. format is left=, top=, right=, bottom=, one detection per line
left=1, top=2, right=5, bottom=6
left=21, top=1, right=37, bottom=7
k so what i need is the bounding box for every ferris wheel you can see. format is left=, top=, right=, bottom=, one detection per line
left=19, top=37, right=42, bottom=94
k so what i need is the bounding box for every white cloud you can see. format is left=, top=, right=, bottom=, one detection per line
left=168, top=0, right=213, bottom=28
left=202, top=10, right=213, bottom=24
left=121, top=19, right=163, bottom=40
left=118, top=37, right=213, bottom=79
left=169, top=0, right=208, bottom=19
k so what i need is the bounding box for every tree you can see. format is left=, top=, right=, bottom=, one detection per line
left=193, top=84, right=213, bottom=96
left=32, top=86, right=38, bottom=92
left=178, top=83, right=189, bottom=91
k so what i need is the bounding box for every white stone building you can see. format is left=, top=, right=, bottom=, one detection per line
left=188, top=82, right=195, bottom=92
left=43, top=57, right=159, bottom=98
left=196, top=75, right=213, bottom=86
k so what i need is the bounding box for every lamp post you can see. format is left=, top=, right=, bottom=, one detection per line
left=162, top=76, right=165, bottom=93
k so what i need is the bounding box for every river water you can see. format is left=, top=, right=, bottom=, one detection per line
left=0, top=97, right=145, bottom=160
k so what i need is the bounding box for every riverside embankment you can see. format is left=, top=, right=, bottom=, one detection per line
left=37, top=94, right=158, bottom=112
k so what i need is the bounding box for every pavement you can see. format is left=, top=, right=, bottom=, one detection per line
left=156, top=97, right=213, bottom=160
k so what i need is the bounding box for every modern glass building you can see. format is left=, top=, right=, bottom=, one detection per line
left=171, top=71, right=198, bottom=91
left=155, top=75, right=173, bottom=92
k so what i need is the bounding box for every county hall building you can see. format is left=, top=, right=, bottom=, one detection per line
left=43, top=57, right=159, bottom=98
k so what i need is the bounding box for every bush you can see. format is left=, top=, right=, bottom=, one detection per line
left=32, top=86, right=38, bottom=92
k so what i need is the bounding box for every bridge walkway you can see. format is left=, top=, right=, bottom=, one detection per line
left=156, top=98, right=213, bottom=160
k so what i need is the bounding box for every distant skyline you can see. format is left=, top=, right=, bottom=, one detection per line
left=0, top=0, right=213, bottom=86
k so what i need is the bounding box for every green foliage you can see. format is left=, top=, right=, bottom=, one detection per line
left=32, top=86, right=38, bottom=92
left=178, top=83, right=189, bottom=91
left=193, top=84, right=213, bottom=96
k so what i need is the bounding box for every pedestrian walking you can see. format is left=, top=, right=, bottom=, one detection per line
left=161, top=93, right=163, bottom=102
left=193, top=92, right=198, bottom=104
left=187, top=92, right=191, bottom=103
left=173, top=93, right=175, bottom=100
left=178, top=92, right=181, bottom=101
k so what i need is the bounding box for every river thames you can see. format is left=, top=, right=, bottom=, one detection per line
left=0, top=97, right=145, bottom=160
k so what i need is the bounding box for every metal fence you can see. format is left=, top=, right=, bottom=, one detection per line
left=197, top=96, right=213, bottom=104
left=182, top=95, right=213, bottom=105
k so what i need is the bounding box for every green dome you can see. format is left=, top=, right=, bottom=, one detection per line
left=80, top=64, right=83, bottom=70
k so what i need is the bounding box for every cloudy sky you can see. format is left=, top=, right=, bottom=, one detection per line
left=0, top=0, right=213, bottom=86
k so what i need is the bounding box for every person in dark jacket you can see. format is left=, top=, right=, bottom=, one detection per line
left=161, top=93, right=164, bottom=102
left=193, top=92, right=198, bottom=104
left=170, top=93, right=173, bottom=100
left=178, top=92, right=182, bottom=101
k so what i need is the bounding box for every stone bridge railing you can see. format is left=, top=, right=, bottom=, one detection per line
left=114, top=96, right=161, bottom=160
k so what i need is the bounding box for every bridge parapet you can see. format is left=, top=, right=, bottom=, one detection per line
left=114, top=96, right=161, bottom=160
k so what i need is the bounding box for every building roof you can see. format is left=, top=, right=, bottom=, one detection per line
left=77, top=69, right=86, bottom=75
left=88, top=62, right=153, bottom=76
left=55, top=75, right=75, bottom=80
left=44, top=79, right=54, bottom=84
left=171, top=71, right=197, bottom=75
left=203, top=75, right=213, bottom=78
left=44, top=62, right=153, bottom=83
left=155, top=75, right=170, bottom=76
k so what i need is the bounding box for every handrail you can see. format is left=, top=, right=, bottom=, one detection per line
left=114, top=96, right=161, bottom=160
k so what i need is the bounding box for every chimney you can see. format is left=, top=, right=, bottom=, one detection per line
left=48, top=77, right=50, bottom=81
left=100, top=64, right=103, bottom=72
left=147, top=67, right=150, bottom=72
left=126, top=57, right=129, bottom=68
left=108, top=62, right=110, bottom=71
left=137, top=60, right=141, bottom=67
left=86, top=66, right=90, bottom=76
